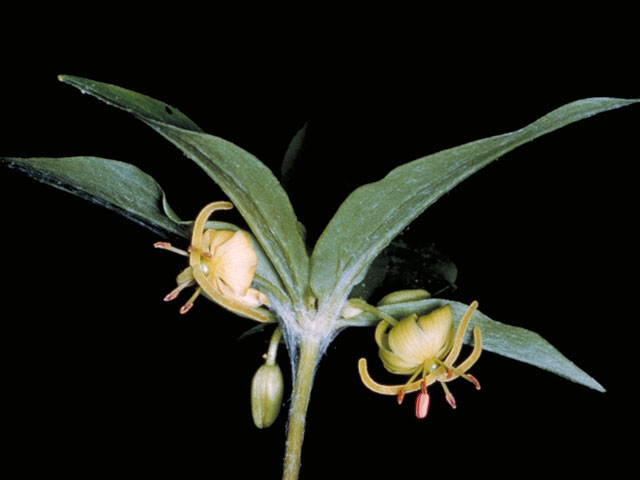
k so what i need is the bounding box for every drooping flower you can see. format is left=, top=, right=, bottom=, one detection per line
left=358, top=301, right=482, bottom=418
left=154, top=201, right=273, bottom=323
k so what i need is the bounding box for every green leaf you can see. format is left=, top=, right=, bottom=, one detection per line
left=346, top=298, right=605, bottom=392
left=1, top=156, right=288, bottom=303
left=310, top=98, right=639, bottom=311
left=59, top=75, right=310, bottom=307
left=58, top=75, right=202, bottom=132
left=2, top=156, right=189, bottom=238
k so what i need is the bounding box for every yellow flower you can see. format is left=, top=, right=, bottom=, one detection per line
left=154, top=201, right=272, bottom=323
left=358, top=301, right=482, bottom=418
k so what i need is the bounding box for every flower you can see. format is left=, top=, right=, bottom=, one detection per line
left=154, top=201, right=273, bottom=323
left=358, top=301, right=482, bottom=418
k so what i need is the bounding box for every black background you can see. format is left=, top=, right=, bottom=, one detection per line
left=2, top=15, right=638, bottom=479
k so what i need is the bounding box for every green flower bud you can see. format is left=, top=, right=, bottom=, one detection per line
left=377, top=289, right=430, bottom=306
left=251, top=363, right=284, bottom=429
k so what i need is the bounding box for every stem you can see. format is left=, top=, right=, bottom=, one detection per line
left=266, top=327, right=283, bottom=365
left=282, top=337, right=322, bottom=480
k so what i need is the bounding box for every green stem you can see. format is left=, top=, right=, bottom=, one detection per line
left=282, top=337, right=322, bottom=480
left=266, top=327, right=283, bottom=365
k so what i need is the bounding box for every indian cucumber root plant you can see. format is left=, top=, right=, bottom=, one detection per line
left=2, top=76, right=637, bottom=479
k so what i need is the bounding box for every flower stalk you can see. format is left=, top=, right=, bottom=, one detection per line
left=283, top=337, right=322, bottom=480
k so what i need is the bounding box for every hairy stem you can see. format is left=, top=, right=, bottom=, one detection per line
left=282, top=337, right=322, bottom=480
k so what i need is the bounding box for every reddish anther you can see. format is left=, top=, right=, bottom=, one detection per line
left=164, top=291, right=179, bottom=302
left=445, top=392, right=457, bottom=409
left=397, top=390, right=406, bottom=405
left=179, top=303, right=194, bottom=314
left=415, top=391, right=430, bottom=419
left=467, top=374, right=481, bottom=390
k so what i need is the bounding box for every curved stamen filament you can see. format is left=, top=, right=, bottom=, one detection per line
left=451, top=326, right=482, bottom=374
left=358, top=358, right=445, bottom=396
left=433, top=326, right=482, bottom=387
left=190, top=201, right=233, bottom=253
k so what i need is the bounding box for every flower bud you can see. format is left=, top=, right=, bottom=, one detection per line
left=341, top=304, right=364, bottom=319
left=377, top=289, right=430, bottom=306
left=251, top=363, right=284, bottom=429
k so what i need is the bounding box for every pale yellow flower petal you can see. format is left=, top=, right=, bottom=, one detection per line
left=387, top=315, right=437, bottom=365
left=378, top=347, right=421, bottom=375
left=206, top=229, right=234, bottom=254
left=374, top=319, right=419, bottom=374
left=416, top=306, right=455, bottom=359
left=212, top=230, right=257, bottom=296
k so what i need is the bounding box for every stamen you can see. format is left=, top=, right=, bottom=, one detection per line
left=163, top=281, right=193, bottom=302
left=435, top=358, right=478, bottom=387
left=179, top=287, right=202, bottom=314
left=465, top=373, right=481, bottom=390
left=187, top=245, right=212, bottom=259
left=399, top=368, right=423, bottom=404
left=153, top=242, right=189, bottom=257
left=164, top=289, right=180, bottom=302
left=440, top=381, right=457, bottom=409
left=179, top=302, right=194, bottom=314
left=415, top=383, right=430, bottom=419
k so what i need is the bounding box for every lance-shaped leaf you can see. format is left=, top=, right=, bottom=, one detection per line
left=2, top=156, right=188, bottom=238
left=57, top=75, right=203, bottom=132
left=58, top=75, right=309, bottom=307
left=310, top=98, right=639, bottom=311
left=347, top=298, right=604, bottom=392
left=1, top=156, right=288, bottom=303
